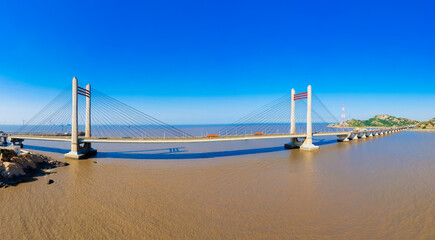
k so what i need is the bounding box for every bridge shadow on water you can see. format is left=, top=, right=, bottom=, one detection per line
left=24, top=145, right=70, bottom=154
left=97, top=146, right=288, bottom=160
left=314, top=138, right=338, bottom=146
left=23, top=144, right=289, bottom=160
left=23, top=138, right=338, bottom=160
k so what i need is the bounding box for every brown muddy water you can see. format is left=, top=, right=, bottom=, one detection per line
left=0, top=131, right=434, bottom=239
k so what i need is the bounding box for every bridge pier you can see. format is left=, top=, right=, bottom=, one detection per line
left=361, top=133, right=367, bottom=139
left=65, top=77, right=97, bottom=159
left=0, top=135, right=7, bottom=147
left=337, top=133, right=351, bottom=142
left=337, top=138, right=350, bottom=142
left=284, top=138, right=305, bottom=149
left=352, top=133, right=359, bottom=140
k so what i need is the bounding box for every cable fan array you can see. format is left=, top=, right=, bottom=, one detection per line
left=216, top=93, right=346, bottom=136
left=15, top=88, right=192, bottom=138
left=90, top=89, right=192, bottom=138
left=15, top=86, right=344, bottom=138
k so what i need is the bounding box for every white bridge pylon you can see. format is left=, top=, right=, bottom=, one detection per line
left=64, top=77, right=97, bottom=159
left=285, top=85, right=319, bottom=151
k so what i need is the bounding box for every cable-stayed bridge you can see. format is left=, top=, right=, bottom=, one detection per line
left=6, top=77, right=406, bottom=159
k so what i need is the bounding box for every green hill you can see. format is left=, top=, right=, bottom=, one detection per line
left=415, top=118, right=435, bottom=129
left=334, top=114, right=419, bottom=127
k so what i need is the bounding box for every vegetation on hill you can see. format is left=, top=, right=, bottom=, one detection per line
left=415, top=118, right=435, bottom=129
left=332, top=114, right=419, bottom=127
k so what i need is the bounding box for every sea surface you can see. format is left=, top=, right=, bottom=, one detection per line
left=0, top=130, right=434, bottom=239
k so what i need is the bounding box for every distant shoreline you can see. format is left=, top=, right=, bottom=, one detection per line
left=407, top=129, right=435, bottom=132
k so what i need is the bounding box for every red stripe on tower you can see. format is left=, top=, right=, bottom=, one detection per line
left=77, top=92, right=89, bottom=97
left=294, top=97, right=307, bottom=100
left=77, top=86, right=89, bottom=93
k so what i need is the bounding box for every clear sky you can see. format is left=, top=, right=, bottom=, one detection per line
left=1, top=0, right=434, bottom=124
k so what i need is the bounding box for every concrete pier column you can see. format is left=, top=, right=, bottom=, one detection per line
left=65, top=77, right=80, bottom=159
left=361, top=133, right=367, bottom=138
left=342, top=133, right=351, bottom=142
left=337, top=133, right=351, bottom=142
left=374, top=131, right=379, bottom=136
left=368, top=132, right=374, bottom=137
left=352, top=133, right=359, bottom=140
left=301, top=85, right=319, bottom=151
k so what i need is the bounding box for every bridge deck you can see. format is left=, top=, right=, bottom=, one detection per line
left=8, top=131, right=361, bottom=143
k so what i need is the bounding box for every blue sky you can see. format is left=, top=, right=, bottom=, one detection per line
left=1, top=0, right=434, bottom=124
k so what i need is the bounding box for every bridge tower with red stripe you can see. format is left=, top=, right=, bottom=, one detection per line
left=285, top=85, right=319, bottom=151
left=65, top=77, right=97, bottom=159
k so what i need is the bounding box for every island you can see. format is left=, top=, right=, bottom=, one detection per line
left=330, top=114, right=419, bottom=128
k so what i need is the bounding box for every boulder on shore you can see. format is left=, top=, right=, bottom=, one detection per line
left=0, top=149, right=69, bottom=187
left=1, top=162, right=26, bottom=179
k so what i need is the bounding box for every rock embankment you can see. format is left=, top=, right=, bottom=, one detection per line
left=0, top=149, right=69, bottom=188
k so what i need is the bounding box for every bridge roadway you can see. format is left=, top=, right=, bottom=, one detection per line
left=8, top=128, right=406, bottom=144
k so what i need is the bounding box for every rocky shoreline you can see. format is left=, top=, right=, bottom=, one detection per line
left=0, top=148, right=69, bottom=188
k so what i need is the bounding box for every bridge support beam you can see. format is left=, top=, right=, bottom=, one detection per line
left=300, top=85, right=319, bottom=151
